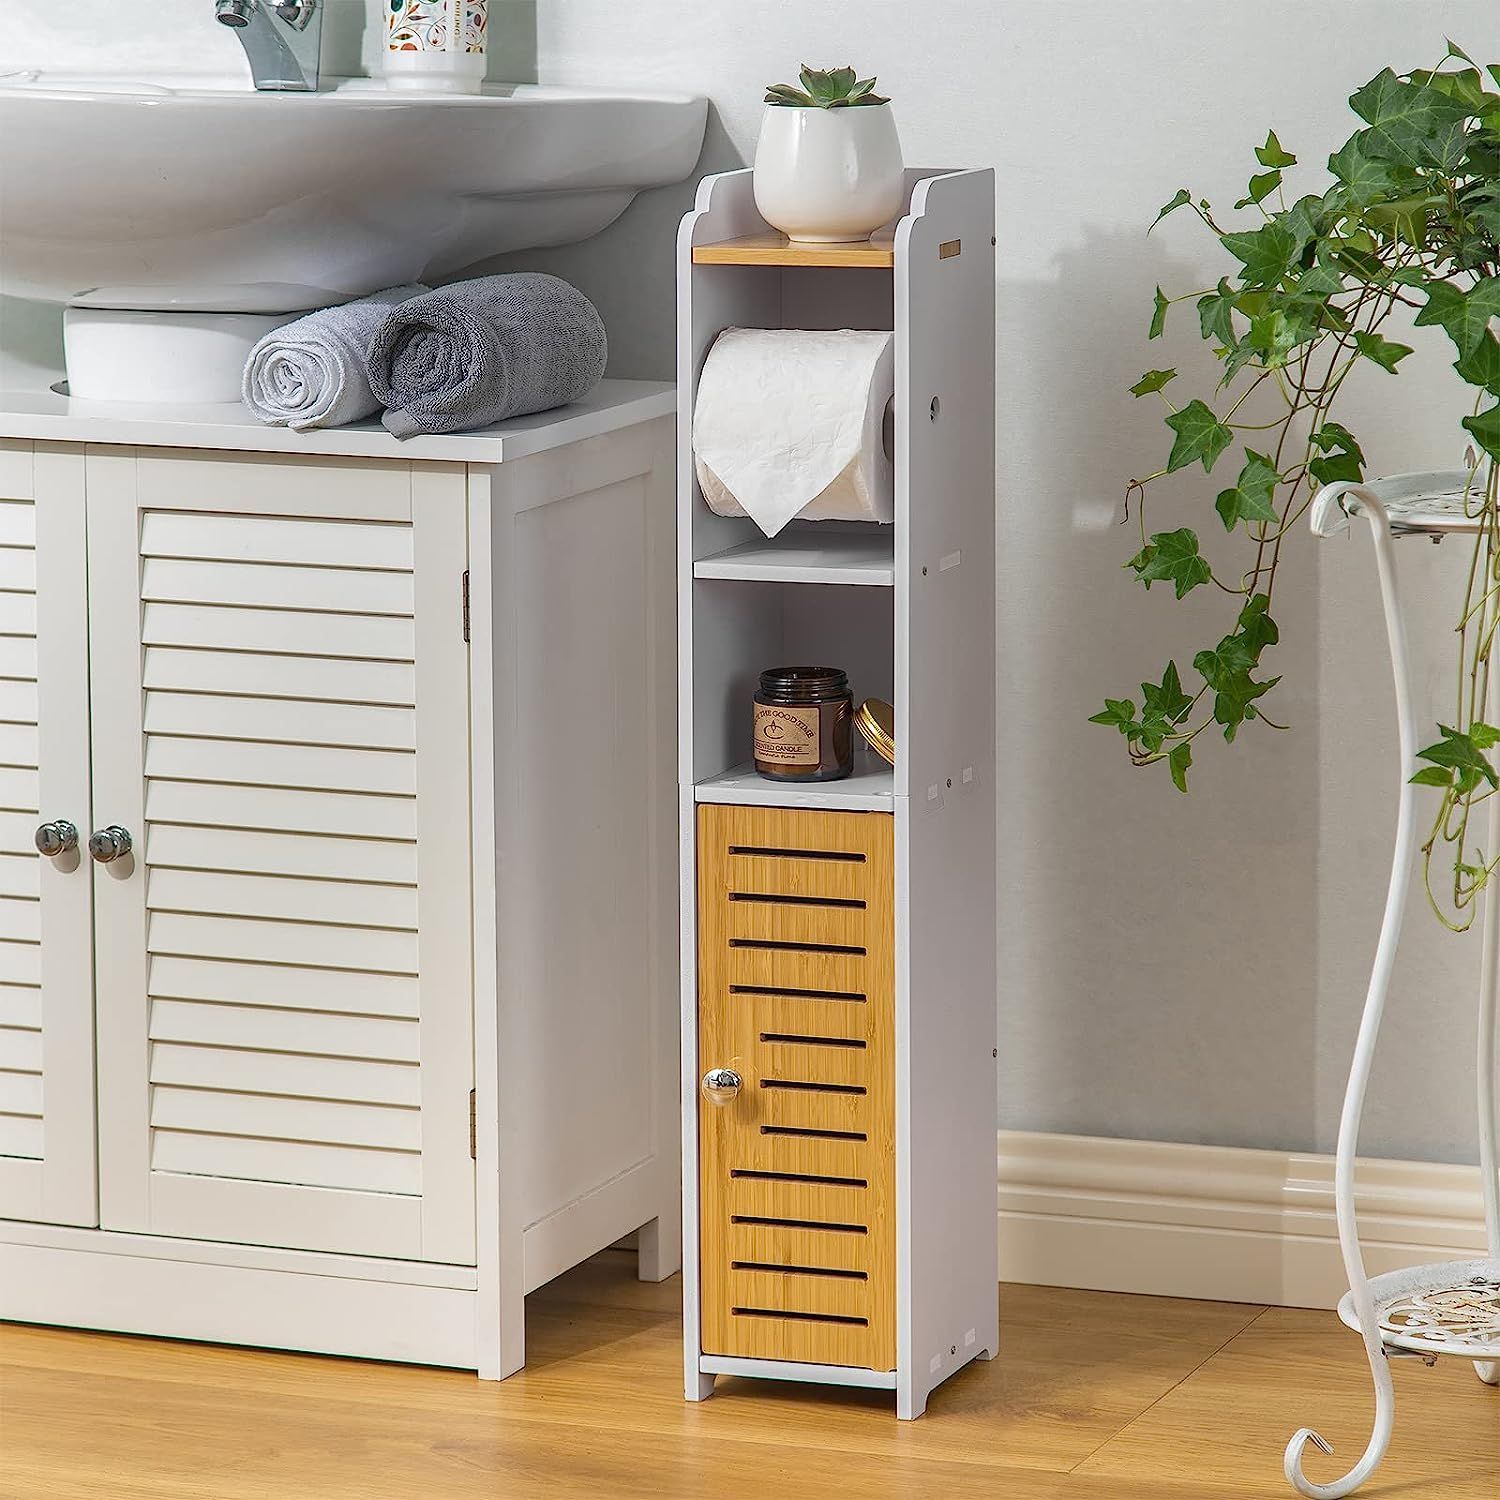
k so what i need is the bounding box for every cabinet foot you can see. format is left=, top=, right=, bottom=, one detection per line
left=637, top=1212, right=681, bottom=1283
left=687, top=1370, right=716, bottom=1401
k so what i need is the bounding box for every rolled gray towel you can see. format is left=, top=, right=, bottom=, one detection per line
left=368, top=273, right=608, bottom=438
left=242, top=285, right=429, bottom=430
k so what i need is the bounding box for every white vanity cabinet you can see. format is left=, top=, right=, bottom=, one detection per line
left=0, top=385, right=680, bottom=1376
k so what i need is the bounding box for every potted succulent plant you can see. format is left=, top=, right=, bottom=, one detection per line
left=754, top=65, right=904, bottom=244
left=1094, top=44, right=1500, bottom=928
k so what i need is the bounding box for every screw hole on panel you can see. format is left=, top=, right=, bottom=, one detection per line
left=946, top=778, right=952, bottom=788
left=922, top=565, right=928, bottom=577
left=930, top=396, right=941, bottom=421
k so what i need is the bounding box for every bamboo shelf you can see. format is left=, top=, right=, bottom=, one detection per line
left=691, top=231, right=896, bottom=268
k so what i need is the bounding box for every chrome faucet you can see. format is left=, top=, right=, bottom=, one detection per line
left=215, top=0, right=322, bottom=92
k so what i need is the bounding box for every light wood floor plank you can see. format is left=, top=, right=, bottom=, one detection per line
left=1, top=1256, right=1494, bottom=1499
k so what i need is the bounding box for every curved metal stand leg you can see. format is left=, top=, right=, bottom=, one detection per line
left=1286, top=499, right=1411, bottom=1497
left=1479, top=750, right=1500, bottom=1389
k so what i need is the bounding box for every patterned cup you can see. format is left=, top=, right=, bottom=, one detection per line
left=386, top=0, right=487, bottom=93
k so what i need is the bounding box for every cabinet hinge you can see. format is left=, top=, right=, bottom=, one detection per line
left=469, top=1088, right=477, bottom=1159
left=461, top=570, right=471, bottom=644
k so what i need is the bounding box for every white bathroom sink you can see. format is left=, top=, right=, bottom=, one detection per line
left=0, top=74, right=708, bottom=312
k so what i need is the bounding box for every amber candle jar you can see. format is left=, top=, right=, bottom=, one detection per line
left=753, top=667, right=854, bottom=782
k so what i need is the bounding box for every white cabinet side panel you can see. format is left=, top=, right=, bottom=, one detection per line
left=894, top=170, right=1000, bottom=1416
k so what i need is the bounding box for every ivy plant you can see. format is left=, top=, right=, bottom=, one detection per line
left=1096, top=43, right=1500, bottom=930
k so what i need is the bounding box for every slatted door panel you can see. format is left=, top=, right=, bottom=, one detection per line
left=697, top=803, right=896, bottom=1371
left=87, top=450, right=474, bottom=1264
left=0, top=443, right=96, bottom=1227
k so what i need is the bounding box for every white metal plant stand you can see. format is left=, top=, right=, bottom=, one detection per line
left=1289, top=472, right=1500, bottom=1499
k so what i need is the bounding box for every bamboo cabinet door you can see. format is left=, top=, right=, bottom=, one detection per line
left=0, top=445, right=96, bottom=1227
left=86, top=450, right=475, bottom=1264
left=696, top=803, right=896, bottom=1371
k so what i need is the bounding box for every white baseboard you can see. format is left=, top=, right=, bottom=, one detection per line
left=997, top=1130, right=1491, bottom=1310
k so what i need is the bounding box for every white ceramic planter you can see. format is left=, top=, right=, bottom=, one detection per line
left=752, top=103, right=905, bottom=243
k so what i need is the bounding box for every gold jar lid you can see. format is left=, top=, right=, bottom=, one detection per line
left=854, top=697, right=895, bottom=767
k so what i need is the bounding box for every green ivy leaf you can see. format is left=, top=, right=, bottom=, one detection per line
left=1328, top=135, right=1406, bottom=202
left=1308, top=422, right=1366, bottom=487
left=1463, top=403, right=1500, bottom=461
left=1256, top=129, right=1297, bottom=169
left=1128, top=528, right=1212, bottom=599
left=1215, top=450, right=1282, bottom=531
left=1149, top=285, right=1170, bottom=340
left=1151, top=188, right=1192, bottom=232
left=1415, top=724, right=1499, bottom=789
left=1088, top=698, right=1138, bottom=734
left=1416, top=277, right=1500, bottom=356
left=1220, top=221, right=1298, bottom=286
left=1197, top=281, right=1238, bottom=345
left=1130, top=368, right=1178, bottom=397
left=1455, top=334, right=1500, bottom=394
left=1353, top=330, right=1413, bottom=372
left=1164, top=399, right=1233, bottom=473
left=1348, top=68, right=1469, bottom=165
left=1472, top=721, right=1500, bottom=748
left=1409, top=765, right=1456, bottom=787
left=1236, top=593, right=1280, bottom=656
left=1141, top=660, right=1193, bottom=724
left=1168, top=741, right=1192, bottom=793
left=1235, top=169, right=1282, bottom=209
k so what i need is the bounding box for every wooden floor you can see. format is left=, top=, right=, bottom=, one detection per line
left=2, top=1254, right=1497, bottom=1499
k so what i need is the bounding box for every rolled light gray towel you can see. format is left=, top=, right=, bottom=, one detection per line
left=368, top=273, right=608, bottom=438
left=241, top=285, right=430, bottom=430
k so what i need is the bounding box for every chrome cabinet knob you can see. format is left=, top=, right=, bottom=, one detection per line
left=88, top=826, right=133, bottom=863
left=34, top=820, right=78, bottom=857
left=701, top=1068, right=742, bottom=1106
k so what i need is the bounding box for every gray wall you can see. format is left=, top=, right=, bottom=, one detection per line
left=7, top=1, right=1500, bottom=1164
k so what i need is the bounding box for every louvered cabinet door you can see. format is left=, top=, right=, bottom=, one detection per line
left=0, top=444, right=96, bottom=1227
left=696, top=804, right=896, bottom=1371
left=87, top=450, right=475, bottom=1264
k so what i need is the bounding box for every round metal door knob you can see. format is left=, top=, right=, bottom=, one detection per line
left=34, top=820, right=79, bottom=857
left=701, top=1068, right=742, bottom=1105
left=88, top=826, right=133, bottom=863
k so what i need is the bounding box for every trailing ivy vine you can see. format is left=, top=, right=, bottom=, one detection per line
left=1095, top=43, right=1500, bottom=930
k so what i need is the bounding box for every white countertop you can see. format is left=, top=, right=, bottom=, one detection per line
left=0, top=376, right=676, bottom=464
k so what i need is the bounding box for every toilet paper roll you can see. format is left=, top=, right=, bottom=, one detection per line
left=693, top=328, right=895, bottom=538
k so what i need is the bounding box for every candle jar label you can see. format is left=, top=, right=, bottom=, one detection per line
left=753, top=704, right=821, bottom=766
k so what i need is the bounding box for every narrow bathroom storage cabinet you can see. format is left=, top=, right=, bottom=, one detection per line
left=0, top=385, right=679, bottom=1377
left=678, top=167, right=998, bottom=1417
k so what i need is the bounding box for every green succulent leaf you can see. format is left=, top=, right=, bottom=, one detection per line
left=1256, top=130, right=1298, bottom=168
left=1130, top=368, right=1178, bottom=397
left=1215, top=450, right=1282, bottom=531
left=1164, top=399, right=1234, bottom=473
left=1128, top=528, right=1212, bottom=599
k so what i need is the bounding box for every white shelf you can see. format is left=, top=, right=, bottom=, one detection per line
left=693, top=530, right=894, bottom=586
left=694, top=755, right=895, bottom=811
